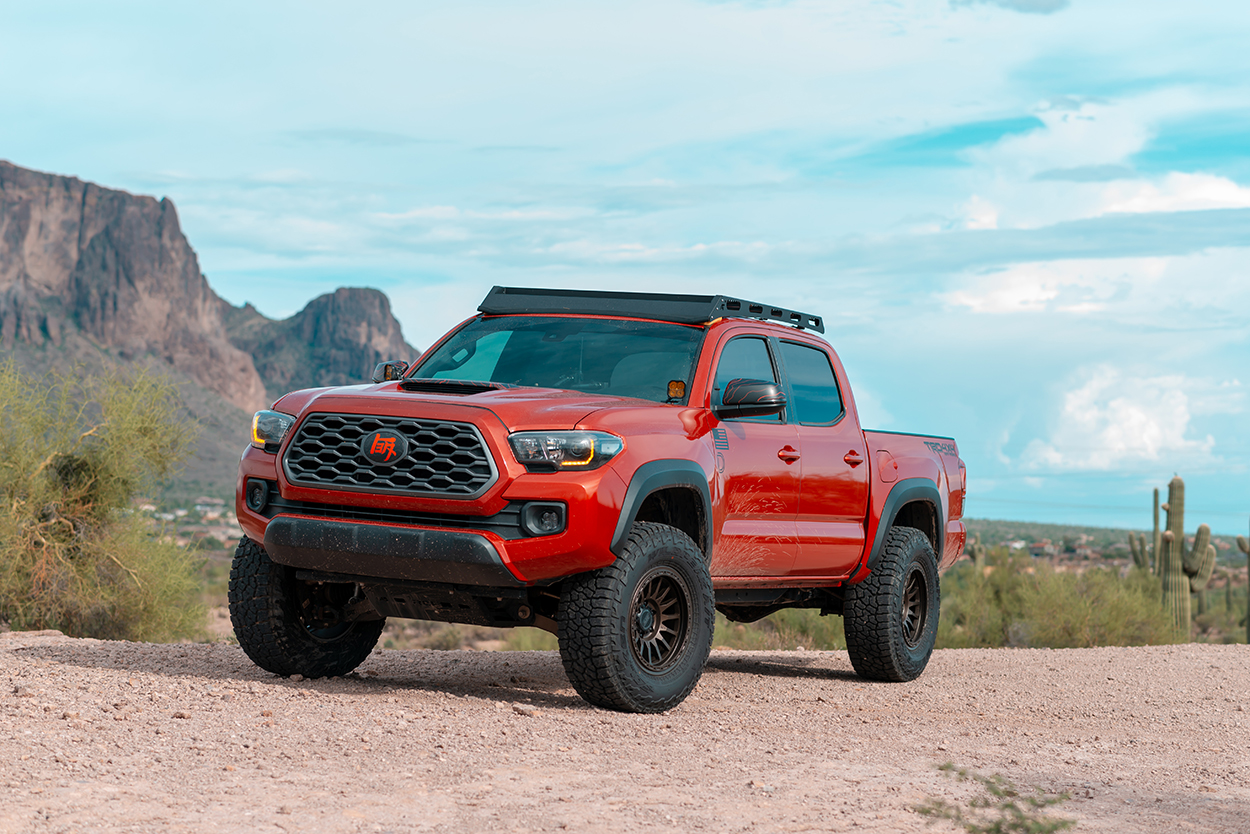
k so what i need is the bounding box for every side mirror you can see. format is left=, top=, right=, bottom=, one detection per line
left=372, top=360, right=409, bottom=383
left=714, top=378, right=787, bottom=419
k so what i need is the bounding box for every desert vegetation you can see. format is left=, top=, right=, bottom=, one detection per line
left=0, top=361, right=204, bottom=641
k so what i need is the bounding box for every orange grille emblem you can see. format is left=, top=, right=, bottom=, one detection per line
left=370, top=434, right=398, bottom=461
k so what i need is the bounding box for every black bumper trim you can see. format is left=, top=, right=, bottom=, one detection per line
left=263, top=516, right=523, bottom=587
left=262, top=494, right=526, bottom=540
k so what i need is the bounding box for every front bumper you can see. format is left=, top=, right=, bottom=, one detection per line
left=238, top=443, right=627, bottom=584
left=263, top=516, right=521, bottom=586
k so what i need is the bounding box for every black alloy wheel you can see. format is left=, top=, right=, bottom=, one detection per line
left=630, top=567, right=691, bottom=672
left=901, top=564, right=928, bottom=648
left=295, top=579, right=359, bottom=642
left=558, top=521, right=714, bottom=713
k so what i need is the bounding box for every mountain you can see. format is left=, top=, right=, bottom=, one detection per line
left=222, top=287, right=418, bottom=397
left=0, top=160, right=268, bottom=412
left=0, top=160, right=420, bottom=500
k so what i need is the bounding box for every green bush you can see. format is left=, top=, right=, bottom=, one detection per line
left=937, top=551, right=1178, bottom=649
left=0, top=361, right=204, bottom=641
left=712, top=609, right=847, bottom=650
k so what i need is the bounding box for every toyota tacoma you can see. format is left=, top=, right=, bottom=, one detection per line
left=230, top=287, right=967, bottom=713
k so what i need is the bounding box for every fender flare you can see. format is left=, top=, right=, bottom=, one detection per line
left=610, top=459, right=713, bottom=560
left=864, top=477, right=945, bottom=573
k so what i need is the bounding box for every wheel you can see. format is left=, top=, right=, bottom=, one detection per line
left=557, top=522, right=714, bottom=713
left=843, top=526, right=939, bottom=682
left=228, top=536, right=385, bottom=678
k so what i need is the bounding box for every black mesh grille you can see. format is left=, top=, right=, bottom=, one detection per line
left=283, top=413, right=496, bottom=498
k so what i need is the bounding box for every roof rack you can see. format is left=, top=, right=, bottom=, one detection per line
left=477, top=286, right=824, bottom=333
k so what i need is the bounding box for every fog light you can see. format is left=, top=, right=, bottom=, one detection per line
left=245, top=478, right=271, bottom=513
left=520, top=502, right=566, bottom=537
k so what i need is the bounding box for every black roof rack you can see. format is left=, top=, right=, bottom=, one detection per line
left=477, top=286, right=824, bottom=333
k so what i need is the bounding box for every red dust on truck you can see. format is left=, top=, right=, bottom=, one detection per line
left=230, top=287, right=967, bottom=713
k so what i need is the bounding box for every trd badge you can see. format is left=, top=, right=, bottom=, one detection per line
left=360, top=429, right=409, bottom=466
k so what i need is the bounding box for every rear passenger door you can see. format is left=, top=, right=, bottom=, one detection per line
left=708, top=334, right=799, bottom=577
left=777, top=339, right=870, bottom=577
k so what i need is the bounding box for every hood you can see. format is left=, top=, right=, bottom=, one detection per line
left=271, top=382, right=664, bottom=432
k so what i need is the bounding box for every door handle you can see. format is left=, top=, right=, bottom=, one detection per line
left=843, top=451, right=863, bottom=467
left=777, top=446, right=801, bottom=463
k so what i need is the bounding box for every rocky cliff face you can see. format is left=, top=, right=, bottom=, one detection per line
left=0, top=161, right=268, bottom=412
left=0, top=161, right=419, bottom=415
left=223, top=287, right=419, bottom=396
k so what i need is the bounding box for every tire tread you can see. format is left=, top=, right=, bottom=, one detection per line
left=228, top=536, right=384, bottom=679
left=557, top=522, right=713, bottom=713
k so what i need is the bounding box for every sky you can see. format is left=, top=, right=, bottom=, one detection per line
left=2, top=0, right=1248, bottom=534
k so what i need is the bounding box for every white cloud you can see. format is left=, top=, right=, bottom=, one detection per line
left=541, top=239, right=773, bottom=264
left=963, top=93, right=1249, bottom=230
left=1100, top=172, right=1250, bottom=215
left=941, top=249, right=1250, bottom=323
left=848, top=384, right=893, bottom=429
left=1019, top=366, right=1242, bottom=471
left=375, top=205, right=590, bottom=222
left=962, top=195, right=999, bottom=230
left=942, top=257, right=1166, bottom=314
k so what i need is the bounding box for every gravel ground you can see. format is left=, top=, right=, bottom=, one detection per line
left=2, top=630, right=1248, bottom=833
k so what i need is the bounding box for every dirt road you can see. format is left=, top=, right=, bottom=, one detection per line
left=2, top=631, right=1247, bottom=833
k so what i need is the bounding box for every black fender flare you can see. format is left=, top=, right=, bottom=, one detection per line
left=864, top=477, right=944, bottom=573
left=610, top=459, right=713, bottom=560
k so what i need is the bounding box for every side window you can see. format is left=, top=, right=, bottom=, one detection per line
left=779, top=341, right=843, bottom=425
left=713, top=337, right=781, bottom=422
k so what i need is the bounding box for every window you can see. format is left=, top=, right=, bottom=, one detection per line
left=713, top=337, right=781, bottom=421
left=412, top=316, right=704, bottom=404
left=779, top=341, right=843, bottom=425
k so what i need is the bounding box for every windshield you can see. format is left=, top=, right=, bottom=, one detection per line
left=411, top=316, right=705, bottom=403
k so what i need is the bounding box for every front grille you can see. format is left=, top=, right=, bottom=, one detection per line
left=283, top=413, right=497, bottom=498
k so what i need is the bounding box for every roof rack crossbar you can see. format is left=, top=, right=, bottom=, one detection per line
left=477, top=286, right=824, bottom=333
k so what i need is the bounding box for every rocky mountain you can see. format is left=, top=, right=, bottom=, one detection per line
left=1, top=160, right=418, bottom=405
left=0, top=161, right=268, bottom=412
left=223, top=287, right=419, bottom=398
left=0, top=160, right=420, bottom=499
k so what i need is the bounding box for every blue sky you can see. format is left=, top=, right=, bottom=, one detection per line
left=3, top=0, right=1248, bottom=534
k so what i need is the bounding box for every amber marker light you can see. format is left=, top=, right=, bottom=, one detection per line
left=668, top=380, right=687, bottom=400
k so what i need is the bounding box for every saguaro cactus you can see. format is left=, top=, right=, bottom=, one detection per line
left=1129, top=488, right=1162, bottom=573
left=1191, top=538, right=1217, bottom=616
left=1157, top=476, right=1215, bottom=638
left=1238, top=535, right=1249, bottom=643
left=1151, top=487, right=1162, bottom=576
left=1128, top=532, right=1151, bottom=571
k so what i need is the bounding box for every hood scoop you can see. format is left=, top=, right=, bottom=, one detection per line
left=398, top=378, right=521, bottom=396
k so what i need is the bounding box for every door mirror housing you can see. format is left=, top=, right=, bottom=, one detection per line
left=714, top=378, right=787, bottom=419
left=372, top=360, right=409, bottom=383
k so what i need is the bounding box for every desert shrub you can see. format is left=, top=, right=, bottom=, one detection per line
left=916, top=763, right=1074, bottom=833
left=504, top=626, right=559, bottom=651
left=712, top=608, right=847, bottom=650
left=938, top=551, right=1179, bottom=649
left=0, top=361, right=203, bottom=641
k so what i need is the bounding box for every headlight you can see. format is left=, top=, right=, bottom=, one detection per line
left=508, top=431, right=624, bottom=472
left=251, top=410, right=296, bottom=452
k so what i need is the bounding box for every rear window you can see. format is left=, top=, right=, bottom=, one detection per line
left=779, top=341, right=843, bottom=424
left=411, top=316, right=705, bottom=403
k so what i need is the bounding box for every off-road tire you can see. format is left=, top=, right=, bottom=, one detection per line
left=843, top=526, right=939, bottom=682
left=557, top=522, right=714, bottom=713
left=228, top=536, right=385, bottom=679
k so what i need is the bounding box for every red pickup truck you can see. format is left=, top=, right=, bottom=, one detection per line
left=231, top=287, right=967, bottom=712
